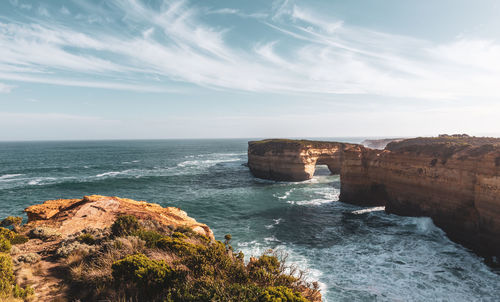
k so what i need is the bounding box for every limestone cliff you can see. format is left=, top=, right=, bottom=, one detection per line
left=247, top=136, right=500, bottom=258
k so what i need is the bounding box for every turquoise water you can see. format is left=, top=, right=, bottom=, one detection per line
left=0, top=139, right=498, bottom=301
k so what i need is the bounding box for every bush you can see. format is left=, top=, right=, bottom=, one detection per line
left=156, top=237, right=198, bottom=256
left=0, top=253, right=14, bottom=297
left=111, top=215, right=139, bottom=236
left=12, top=284, right=34, bottom=300
left=112, top=253, right=175, bottom=299
left=133, top=229, right=163, bottom=248
left=77, top=234, right=96, bottom=245
left=0, top=238, right=11, bottom=253
left=56, top=241, right=96, bottom=258
left=0, top=227, right=15, bottom=241
left=0, top=216, right=22, bottom=227
left=260, top=286, right=308, bottom=302
left=10, top=234, right=29, bottom=245
left=17, top=253, right=41, bottom=264
left=29, top=227, right=61, bottom=240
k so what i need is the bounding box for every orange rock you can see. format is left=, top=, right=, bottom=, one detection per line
left=25, top=195, right=213, bottom=239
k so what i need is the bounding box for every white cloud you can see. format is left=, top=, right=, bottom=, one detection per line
left=0, top=0, right=499, bottom=101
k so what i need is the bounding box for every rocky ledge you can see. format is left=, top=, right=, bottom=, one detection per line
left=248, top=135, right=500, bottom=259
left=25, top=195, right=214, bottom=239
left=0, top=195, right=321, bottom=302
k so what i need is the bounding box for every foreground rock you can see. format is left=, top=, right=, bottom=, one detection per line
left=25, top=195, right=213, bottom=239
left=247, top=135, right=500, bottom=258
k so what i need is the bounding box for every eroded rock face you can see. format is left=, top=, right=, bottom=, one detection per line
left=247, top=139, right=356, bottom=181
left=25, top=195, right=214, bottom=239
left=247, top=137, right=500, bottom=257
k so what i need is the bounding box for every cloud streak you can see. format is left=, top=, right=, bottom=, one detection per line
left=0, top=0, right=499, bottom=99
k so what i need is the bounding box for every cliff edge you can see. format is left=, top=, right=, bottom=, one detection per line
left=247, top=136, right=500, bottom=259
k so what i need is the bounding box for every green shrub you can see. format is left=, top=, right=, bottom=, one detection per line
left=173, top=225, right=196, bottom=237
left=0, top=238, right=11, bottom=253
left=133, top=229, right=164, bottom=248
left=12, top=284, right=34, bottom=299
left=0, top=216, right=22, bottom=227
left=260, top=286, right=308, bottom=302
left=111, top=215, right=139, bottom=236
left=0, top=253, right=14, bottom=297
left=112, top=253, right=175, bottom=299
left=0, top=227, right=15, bottom=241
left=171, top=232, right=187, bottom=239
left=10, top=234, right=29, bottom=245
left=156, top=237, right=198, bottom=256
left=77, top=233, right=96, bottom=245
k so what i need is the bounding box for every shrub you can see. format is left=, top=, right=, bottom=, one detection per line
left=77, top=234, right=96, bottom=245
left=56, top=241, right=96, bottom=258
left=12, top=284, right=34, bottom=300
left=133, top=229, right=163, bottom=248
left=0, top=216, right=22, bottom=227
left=111, top=215, right=139, bottom=236
left=17, top=252, right=41, bottom=264
left=171, top=232, right=187, bottom=239
left=0, top=237, right=11, bottom=253
left=29, top=227, right=61, bottom=240
left=0, top=227, right=15, bottom=241
left=260, top=286, right=308, bottom=302
left=156, top=237, right=198, bottom=256
left=112, top=253, right=175, bottom=299
left=0, top=253, right=14, bottom=297
left=10, top=234, right=29, bottom=245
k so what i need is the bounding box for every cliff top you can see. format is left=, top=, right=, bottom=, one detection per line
left=248, top=139, right=356, bottom=155
left=386, top=135, right=500, bottom=158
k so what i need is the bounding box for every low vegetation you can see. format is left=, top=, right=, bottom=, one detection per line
left=62, top=215, right=320, bottom=301
left=0, top=218, right=34, bottom=301
left=0, top=214, right=320, bottom=301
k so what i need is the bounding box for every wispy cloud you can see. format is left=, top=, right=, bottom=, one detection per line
left=1, top=0, right=499, bottom=100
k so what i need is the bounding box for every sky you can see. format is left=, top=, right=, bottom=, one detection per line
left=1, top=0, right=500, bottom=140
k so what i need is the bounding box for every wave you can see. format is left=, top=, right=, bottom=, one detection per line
left=0, top=174, right=23, bottom=181
left=274, top=189, right=294, bottom=200
left=351, top=206, right=385, bottom=215
left=96, top=171, right=123, bottom=178
left=177, top=158, right=241, bottom=168
left=287, top=198, right=334, bottom=206
left=265, top=218, right=283, bottom=229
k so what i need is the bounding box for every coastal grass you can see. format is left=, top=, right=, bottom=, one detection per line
left=62, top=215, right=320, bottom=301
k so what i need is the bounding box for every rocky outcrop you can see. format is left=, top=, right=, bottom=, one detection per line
left=248, top=136, right=500, bottom=258
left=25, top=195, right=213, bottom=239
left=247, top=139, right=357, bottom=181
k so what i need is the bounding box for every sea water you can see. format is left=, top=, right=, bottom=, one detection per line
left=0, top=139, right=498, bottom=301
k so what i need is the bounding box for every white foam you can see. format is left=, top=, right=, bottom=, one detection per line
left=0, top=174, right=23, bottom=181
left=265, top=218, right=283, bottom=229
left=288, top=198, right=334, bottom=206
left=351, top=206, right=385, bottom=215
left=96, top=171, right=121, bottom=177
left=274, top=189, right=294, bottom=200
left=95, top=170, right=134, bottom=178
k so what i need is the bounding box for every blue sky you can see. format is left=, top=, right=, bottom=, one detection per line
left=1, top=0, right=500, bottom=140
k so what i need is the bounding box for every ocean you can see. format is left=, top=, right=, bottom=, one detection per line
left=0, top=139, right=498, bottom=301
